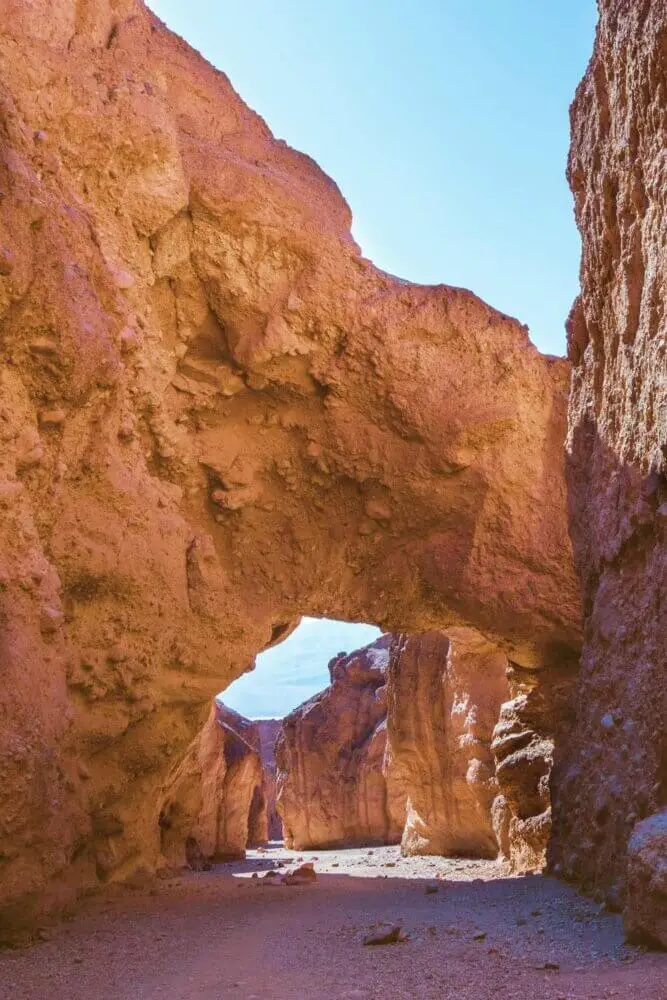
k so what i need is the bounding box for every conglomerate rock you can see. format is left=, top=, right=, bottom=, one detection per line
left=552, top=0, right=667, bottom=922
left=386, top=629, right=509, bottom=858
left=0, top=0, right=582, bottom=933
left=276, top=637, right=406, bottom=849
left=157, top=701, right=266, bottom=868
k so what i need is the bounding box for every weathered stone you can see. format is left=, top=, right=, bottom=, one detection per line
left=276, top=637, right=406, bottom=849
left=157, top=702, right=266, bottom=866
left=386, top=629, right=509, bottom=859
left=256, top=719, right=283, bottom=841
left=0, top=0, right=582, bottom=933
left=551, top=0, right=667, bottom=913
left=624, top=810, right=667, bottom=949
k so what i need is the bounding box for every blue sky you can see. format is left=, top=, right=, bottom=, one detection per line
left=148, top=1, right=597, bottom=716
left=223, top=618, right=381, bottom=718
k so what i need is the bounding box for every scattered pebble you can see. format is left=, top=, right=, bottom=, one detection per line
left=363, top=925, right=407, bottom=946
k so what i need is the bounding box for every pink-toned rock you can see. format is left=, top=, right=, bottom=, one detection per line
left=0, top=0, right=582, bottom=934
left=551, top=0, right=667, bottom=913
left=276, top=637, right=406, bottom=850
left=624, top=810, right=667, bottom=948
left=386, top=629, right=509, bottom=859
left=158, top=702, right=266, bottom=866
left=256, top=719, right=283, bottom=840
left=492, top=663, right=576, bottom=872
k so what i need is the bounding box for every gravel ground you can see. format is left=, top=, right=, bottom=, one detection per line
left=1, top=844, right=664, bottom=1000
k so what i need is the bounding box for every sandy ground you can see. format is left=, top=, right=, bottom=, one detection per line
left=1, top=844, right=665, bottom=1000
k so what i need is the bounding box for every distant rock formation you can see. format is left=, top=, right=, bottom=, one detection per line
left=256, top=719, right=283, bottom=840
left=157, top=702, right=266, bottom=867
left=276, top=637, right=406, bottom=849
left=386, top=629, right=509, bottom=858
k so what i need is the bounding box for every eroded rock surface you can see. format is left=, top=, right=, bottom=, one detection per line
left=0, top=0, right=581, bottom=931
left=158, top=701, right=265, bottom=868
left=624, top=809, right=667, bottom=949
left=493, top=663, right=577, bottom=872
left=386, top=629, right=509, bottom=858
left=276, top=637, right=406, bottom=849
left=256, top=719, right=283, bottom=840
left=553, top=0, right=667, bottom=919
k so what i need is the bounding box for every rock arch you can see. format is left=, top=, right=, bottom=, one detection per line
left=0, top=0, right=586, bottom=935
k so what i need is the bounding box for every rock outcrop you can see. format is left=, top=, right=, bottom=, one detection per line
left=256, top=719, right=283, bottom=840
left=158, top=701, right=266, bottom=868
left=386, top=629, right=509, bottom=858
left=492, top=663, right=577, bottom=872
left=276, top=637, right=406, bottom=849
left=552, top=0, right=667, bottom=922
left=624, top=809, right=667, bottom=949
left=0, top=0, right=582, bottom=932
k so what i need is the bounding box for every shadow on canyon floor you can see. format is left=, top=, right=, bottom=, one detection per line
left=1, top=845, right=664, bottom=1000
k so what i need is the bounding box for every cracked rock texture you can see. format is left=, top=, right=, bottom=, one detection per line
left=386, top=629, right=509, bottom=859
left=552, top=0, right=667, bottom=928
left=157, top=701, right=266, bottom=868
left=0, top=0, right=582, bottom=933
left=492, top=661, right=577, bottom=873
left=276, top=637, right=406, bottom=849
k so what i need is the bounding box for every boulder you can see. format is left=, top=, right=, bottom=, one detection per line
left=158, top=702, right=266, bottom=866
left=624, top=810, right=667, bottom=949
left=276, top=637, right=406, bottom=849
left=386, top=629, right=509, bottom=858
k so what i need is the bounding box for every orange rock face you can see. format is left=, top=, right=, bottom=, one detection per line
left=256, top=719, right=283, bottom=841
left=157, top=702, right=266, bottom=868
left=492, top=663, right=576, bottom=872
left=552, top=0, right=667, bottom=920
left=386, top=630, right=509, bottom=858
left=0, top=0, right=582, bottom=932
left=276, top=637, right=405, bottom=849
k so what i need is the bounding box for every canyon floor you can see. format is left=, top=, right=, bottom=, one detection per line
left=1, top=844, right=665, bottom=1000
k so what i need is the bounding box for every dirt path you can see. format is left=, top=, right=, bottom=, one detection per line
left=1, top=845, right=664, bottom=1000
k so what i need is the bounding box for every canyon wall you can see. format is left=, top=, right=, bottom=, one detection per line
left=256, top=719, right=283, bottom=840
left=157, top=701, right=266, bottom=868
left=276, top=637, right=406, bottom=849
left=0, top=0, right=582, bottom=933
left=552, top=0, right=666, bottom=943
left=386, top=629, right=509, bottom=859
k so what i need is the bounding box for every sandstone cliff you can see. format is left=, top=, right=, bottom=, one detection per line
left=256, top=718, right=283, bottom=840
left=276, top=637, right=406, bottom=849
left=0, top=0, right=581, bottom=933
left=157, top=701, right=266, bottom=868
left=386, top=629, right=509, bottom=858
left=552, top=0, right=667, bottom=940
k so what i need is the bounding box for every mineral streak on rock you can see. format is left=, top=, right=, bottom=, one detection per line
left=276, top=637, right=406, bottom=849
left=552, top=0, right=667, bottom=925
left=157, top=701, right=266, bottom=867
left=0, top=0, right=581, bottom=932
left=386, top=629, right=510, bottom=859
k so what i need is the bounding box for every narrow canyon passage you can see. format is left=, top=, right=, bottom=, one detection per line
left=2, top=847, right=664, bottom=1000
